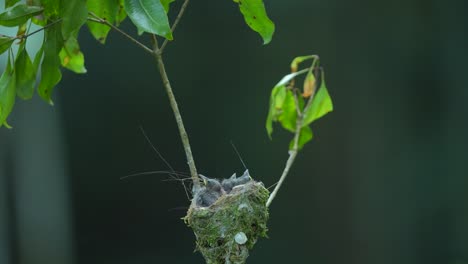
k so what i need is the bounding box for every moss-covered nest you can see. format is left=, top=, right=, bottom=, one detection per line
left=184, top=178, right=269, bottom=264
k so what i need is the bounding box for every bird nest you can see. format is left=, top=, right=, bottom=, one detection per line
left=184, top=171, right=270, bottom=264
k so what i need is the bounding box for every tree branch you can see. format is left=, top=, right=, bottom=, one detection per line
left=152, top=36, right=200, bottom=192
left=1, top=19, right=62, bottom=41
left=160, top=0, right=190, bottom=53
left=87, top=15, right=153, bottom=55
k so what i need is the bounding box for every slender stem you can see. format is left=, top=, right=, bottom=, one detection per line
left=160, top=0, right=190, bottom=53
left=266, top=101, right=303, bottom=207
left=1, top=19, right=62, bottom=41
left=87, top=16, right=153, bottom=54
left=152, top=37, right=200, bottom=192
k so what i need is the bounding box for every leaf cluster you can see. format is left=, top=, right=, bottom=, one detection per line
left=266, top=55, right=333, bottom=150
left=0, top=0, right=275, bottom=128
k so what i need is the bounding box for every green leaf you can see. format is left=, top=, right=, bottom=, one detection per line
left=0, top=36, right=14, bottom=55
left=15, top=44, right=37, bottom=100
left=33, top=45, right=44, bottom=71
left=124, top=0, right=173, bottom=39
left=161, top=0, right=175, bottom=12
left=87, top=0, right=125, bottom=43
left=37, top=25, right=63, bottom=105
left=59, top=36, right=87, bottom=73
left=289, top=126, right=313, bottom=150
left=42, top=0, right=61, bottom=18
left=62, top=0, right=88, bottom=39
left=6, top=0, right=21, bottom=9
left=278, top=90, right=297, bottom=132
left=302, top=72, right=333, bottom=126
left=0, top=56, right=17, bottom=128
left=116, top=0, right=127, bottom=25
left=266, top=85, right=285, bottom=138
left=0, top=4, right=43, bottom=27
left=233, top=0, right=275, bottom=44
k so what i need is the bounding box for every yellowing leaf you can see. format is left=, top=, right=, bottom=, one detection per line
left=290, top=55, right=316, bottom=73
left=59, top=36, right=87, bottom=73
left=302, top=71, right=316, bottom=98
left=87, top=0, right=126, bottom=44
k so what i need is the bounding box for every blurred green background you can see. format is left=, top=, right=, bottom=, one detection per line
left=1, top=0, right=468, bottom=263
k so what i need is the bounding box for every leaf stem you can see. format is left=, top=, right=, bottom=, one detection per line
left=87, top=15, right=153, bottom=54
left=151, top=36, right=200, bottom=192
left=160, top=0, right=190, bottom=53
left=266, top=114, right=303, bottom=207
left=1, top=19, right=62, bottom=41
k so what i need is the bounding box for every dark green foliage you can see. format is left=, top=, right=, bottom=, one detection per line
left=0, top=55, right=16, bottom=128
left=0, top=4, right=43, bottom=27
left=0, top=36, right=14, bottom=55
left=0, top=0, right=276, bottom=128
left=15, top=43, right=36, bottom=100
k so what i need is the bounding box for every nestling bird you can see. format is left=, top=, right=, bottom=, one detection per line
left=222, top=169, right=251, bottom=193
left=194, top=175, right=223, bottom=207
left=194, top=171, right=252, bottom=207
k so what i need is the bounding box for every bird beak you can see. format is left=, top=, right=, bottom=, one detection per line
left=199, top=174, right=208, bottom=185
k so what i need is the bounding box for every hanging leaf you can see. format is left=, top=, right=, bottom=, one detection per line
left=116, top=0, right=127, bottom=25
left=0, top=56, right=17, bottom=128
left=0, top=36, right=14, bottom=55
left=266, top=85, right=286, bottom=138
left=37, top=25, right=63, bottom=105
left=59, top=36, right=87, bottom=73
left=15, top=43, right=37, bottom=100
left=33, top=45, right=44, bottom=71
left=302, top=71, right=333, bottom=126
left=290, top=55, right=315, bottom=73
left=0, top=4, right=43, bottom=27
left=62, top=0, right=88, bottom=39
left=6, top=0, right=21, bottom=9
left=302, top=70, right=316, bottom=98
left=233, top=0, right=275, bottom=44
left=124, top=0, right=173, bottom=39
left=289, top=126, right=313, bottom=150
left=87, top=0, right=126, bottom=43
left=277, top=89, right=297, bottom=132
left=161, top=0, right=175, bottom=13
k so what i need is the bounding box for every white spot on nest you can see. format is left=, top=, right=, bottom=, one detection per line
left=238, top=203, right=249, bottom=211
left=234, top=232, right=248, bottom=245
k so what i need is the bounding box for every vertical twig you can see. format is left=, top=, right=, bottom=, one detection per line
left=152, top=36, right=200, bottom=192
left=160, top=0, right=190, bottom=53
left=266, top=111, right=302, bottom=207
